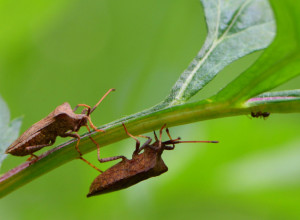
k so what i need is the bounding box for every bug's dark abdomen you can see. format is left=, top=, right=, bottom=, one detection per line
left=87, top=152, right=168, bottom=197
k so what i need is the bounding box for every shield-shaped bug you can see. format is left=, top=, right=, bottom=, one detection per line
left=5, top=89, right=115, bottom=170
left=87, top=123, right=218, bottom=197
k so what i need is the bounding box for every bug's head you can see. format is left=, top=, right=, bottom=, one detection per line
left=80, top=108, right=91, bottom=116
left=263, top=112, right=270, bottom=117
left=73, top=115, right=89, bottom=131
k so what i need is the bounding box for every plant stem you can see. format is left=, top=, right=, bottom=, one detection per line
left=0, top=99, right=299, bottom=198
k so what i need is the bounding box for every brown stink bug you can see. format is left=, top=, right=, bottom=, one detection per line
left=5, top=89, right=115, bottom=169
left=251, top=111, right=270, bottom=119
left=87, top=123, right=218, bottom=197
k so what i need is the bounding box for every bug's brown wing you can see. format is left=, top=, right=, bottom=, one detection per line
left=53, top=102, right=73, bottom=117
left=6, top=102, right=74, bottom=153
left=6, top=113, right=56, bottom=152
left=6, top=130, right=44, bottom=155
left=6, top=102, right=73, bottom=151
left=87, top=151, right=168, bottom=197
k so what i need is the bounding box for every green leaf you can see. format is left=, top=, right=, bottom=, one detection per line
left=162, top=0, right=275, bottom=106
left=214, top=0, right=300, bottom=104
left=0, top=96, right=22, bottom=170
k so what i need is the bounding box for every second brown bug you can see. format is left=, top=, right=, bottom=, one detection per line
left=87, top=124, right=218, bottom=197
left=5, top=89, right=115, bottom=170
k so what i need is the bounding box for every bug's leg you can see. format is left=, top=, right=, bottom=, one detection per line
left=24, top=142, right=53, bottom=164
left=87, top=116, right=105, bottom=133
left=27, top=154, right=39, bottom=165
left=89, top=88, right=115, bottom=114
left=85, top=125, right=127, bottom=165
left=85, top=125, right=100, bottom=151
left=26, top=153, right=39, bottom=162
left=136, top=136, right=152, bottom=153
left=73, top=104, right=91, bottom=114
left=246, top=114, right=252, bottom=120
left=61, top=132, right=82, bottom=156
left=25, top=142, right=54, bottom=155
left=98, top=154, right=127, bottom=163
left=153, top=131, right=158, bottom=142
left=62, top=131, right=102, bottom=172
left=79, top=157, right=102, bottom=173
left=159, top=124, right=167, bottom=148
left=25, top=144, right=52, bottom=152
left=131, top=132, right=152, bottom=153
left=122, top=123, right=140, bottom=155
left=26, top=154, right=38, bottom=160
left=165, top=127, right=175, bottom=150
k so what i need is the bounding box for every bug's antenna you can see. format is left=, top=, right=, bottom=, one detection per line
left=89, top=88, right=115, bottom=115
left=173, top=140, right=219, bottom=144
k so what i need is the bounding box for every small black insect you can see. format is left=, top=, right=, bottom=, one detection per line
left=251, top=111, right=270, bottom=119
left=87, top=123, right=218, bottom=197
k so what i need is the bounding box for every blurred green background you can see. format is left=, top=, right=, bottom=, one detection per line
left=1, top=0, right=300, bottom=219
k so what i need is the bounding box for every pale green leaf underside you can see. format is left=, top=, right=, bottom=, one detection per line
left=0, top=97, right=22, bottom=170
left=256, top=89, right=300, bottom=98
left=162, top=0, right=275, bottom=107
left=245, top=89, right=300, bottom=107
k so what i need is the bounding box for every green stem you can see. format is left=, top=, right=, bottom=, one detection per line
left=0, top=98, right=299, bottom=198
